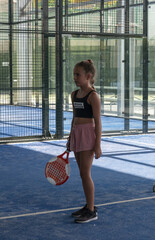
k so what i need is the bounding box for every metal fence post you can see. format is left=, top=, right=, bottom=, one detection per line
left=143, top=0, right=149, bottom=133
left=55, top=0, right=64, bottom=138
left=9, top=0, right=13, bottom=105
left=124, top=0, right=130, bottom=131
left=42, top=0, right=50, bottom=137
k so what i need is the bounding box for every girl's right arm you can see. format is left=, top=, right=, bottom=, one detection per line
left=90, top=92, right=102, bottom=159
left=66, top=92, right=75, bottom=150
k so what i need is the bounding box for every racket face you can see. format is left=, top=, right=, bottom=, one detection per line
left=45, top=155, right=70, bottom=186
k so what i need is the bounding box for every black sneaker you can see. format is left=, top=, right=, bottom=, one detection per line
left=72, top=205, right=98, bottom=218
left=74, top=208, right=98, bottom=223
left=71, top=205, right=87, bottom=218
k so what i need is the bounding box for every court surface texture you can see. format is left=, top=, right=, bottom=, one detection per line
left=0, top=134, right=155, bottom=240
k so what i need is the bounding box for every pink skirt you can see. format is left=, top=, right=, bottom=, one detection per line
left=70, top=123, right=96, bottom=153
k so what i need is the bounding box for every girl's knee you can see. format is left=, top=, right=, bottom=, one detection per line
left=80, top=171, right=91, bottom=180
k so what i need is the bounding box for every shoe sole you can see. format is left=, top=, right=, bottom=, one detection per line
left=75, top=216, right=98, bottom=223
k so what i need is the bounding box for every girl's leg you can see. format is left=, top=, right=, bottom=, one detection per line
left=74, top=150, right=95, bottom=212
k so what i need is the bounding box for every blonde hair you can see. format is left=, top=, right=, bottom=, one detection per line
left=75, top=59, right=96, bottom=89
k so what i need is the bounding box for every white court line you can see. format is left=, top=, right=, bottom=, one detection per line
left=0, top=196, right=155, bottom=220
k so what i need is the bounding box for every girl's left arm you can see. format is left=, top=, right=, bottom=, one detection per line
left=90, top=92, right=102, bottom=159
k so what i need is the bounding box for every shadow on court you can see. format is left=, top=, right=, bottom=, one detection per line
left=0, top=136, right=155, bottom=240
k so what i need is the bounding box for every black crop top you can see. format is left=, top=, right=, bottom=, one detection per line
left=73, top=90, right=95, bottom=118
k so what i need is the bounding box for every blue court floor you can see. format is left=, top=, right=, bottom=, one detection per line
left=0, top=134, right=155, bottom=240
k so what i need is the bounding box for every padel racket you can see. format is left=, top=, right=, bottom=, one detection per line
left=45, top=150, right=70, bottom=186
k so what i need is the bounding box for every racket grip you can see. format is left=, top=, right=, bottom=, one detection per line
left=58, top=150, right=70, bottom=163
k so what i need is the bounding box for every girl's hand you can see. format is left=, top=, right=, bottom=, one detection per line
left=66, top=136, right=71, bottom=151
left=94, top=145, right=102, bottom=159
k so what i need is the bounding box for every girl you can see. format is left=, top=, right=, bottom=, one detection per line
left=67, top=59, right=102, bottom=223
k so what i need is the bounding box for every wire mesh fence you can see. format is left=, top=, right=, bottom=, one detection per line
left=0, top=0, right=155, bottom=142
left=61, top=0, right=144, bottom=36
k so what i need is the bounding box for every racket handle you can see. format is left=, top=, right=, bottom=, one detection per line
left=58, top=150, right=70, bottom=163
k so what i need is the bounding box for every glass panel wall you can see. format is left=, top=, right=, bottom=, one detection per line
left=0, top=0, right=155, bottom=142
left=148, top=2, right=155, bottom=130
left=129, top=38, right=143, bottom=130
left=63, top=37, right=146, bottom=133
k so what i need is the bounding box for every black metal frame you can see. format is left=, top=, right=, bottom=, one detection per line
left=143, top=0, right=149, bottom=133
left=0, top=0, right=152, bottom=142
left=9, top=0, right=13, bottom=105
left=55, top=0, right=64, bottom=139
left=42, top=0, right=50, bottom=137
